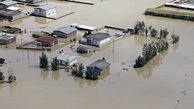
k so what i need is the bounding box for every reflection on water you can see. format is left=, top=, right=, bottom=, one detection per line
left=35, top=17, right=54, bottom=24
left=73, top=77, right=98, bottom=87
left=133, top=35, right=156, bottom=46
left=51, top=70, right=60, bottom=81
left=134, top=50, right=168, bottom=79
left=173, top=42, right=180, bottom=51
left=9, top=82, right=16, bottom=96
left=40, top=69, right=49, bottom=80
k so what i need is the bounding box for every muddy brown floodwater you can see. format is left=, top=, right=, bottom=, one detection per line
left=0, top=0, right=194, bottom=109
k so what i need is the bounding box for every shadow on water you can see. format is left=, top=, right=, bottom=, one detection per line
left=9, top=82, right=16, bottom=96
left=73, top=70, right=110, bottom=87
left=134, top=50, right=169, bottom=80
left=40, top=69, right=49, bottom=80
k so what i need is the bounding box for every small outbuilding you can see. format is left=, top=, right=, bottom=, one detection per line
left=53, top=26, right=77, bottom=38
left=36, top=36, right=58, bottom=47
left=76, top=45, right=94, bottom=54
left=57, top=54, right=77, bottom=66
left=0, top=34, right=16, bottom=45
left=34, top=4, right=56, bottom=17
left=0, top=0, right=17, bottom=10
left=0, top=10, right=22, bottom=21
left=26, top=0, right=43, bottom=4
left=87, top=58, right=110, bottom=75
left=80, top=32, right=111, bottom=47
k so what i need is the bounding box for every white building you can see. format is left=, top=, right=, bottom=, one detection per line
left=80, top=33, right=111, bottom=47
left=57, top=54, right=77, bottom=66
left=34, top=4, right=56, bottom=17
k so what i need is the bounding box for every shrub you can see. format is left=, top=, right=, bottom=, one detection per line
left=0, top=72, right=5, bottom=81
left=8, top=75, right=16, bottom=83
left=0, top=58, right=5, bottom=64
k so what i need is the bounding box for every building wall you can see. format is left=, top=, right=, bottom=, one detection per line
left=59, top=59, right=77, bottom=66
left=99, top=37, right=110, bottom=47
left=37, top=40, right=58, bottom=47
left=53, top=31, right=76, bottom=38
left=0, top=13, right=21, bottom=21
left=34, top=8, right=56, bottom=17
left=0, top=5, right=7, bottom=10
left=46, top=8, right=56, bottom=17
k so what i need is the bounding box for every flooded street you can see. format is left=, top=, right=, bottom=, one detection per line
left=0, top=0, right=194, bottom=109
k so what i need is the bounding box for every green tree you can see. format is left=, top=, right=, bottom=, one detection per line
left=150, top=28, right=158, bottom=37
left=39, top=52, right=48, bottom=68
left=160, top=28, right=169, bottom=39
left=0, top=72, right=5, bottom=81
left=134, top=56, right=147, bottom=68
left=51, top=57, right=59, bottom=71
left=8, top=75, right=16, bottom=83
left=0, top=58, right=5, bottom=64
left=85, top=69, right=98, bottom=80
left=71, top=64, right=78, bottom=76
left=134, top=21, right=145, bottom=35
left=171, top=34, right=180, bottom=44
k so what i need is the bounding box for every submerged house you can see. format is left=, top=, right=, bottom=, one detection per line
left=57, top=54, right=77, bottom=66
left=53, top=26, right=77, bottom=38
left=0, top=0, right=17, bottom=10
left=80, top=33, right=111, bottom=47
left=36, top=36, right=58, bottom=47
left=0, top=34, right=16, bottom=45
left=34, top=4, right=56, bottom=17
left=87, top=58, right=110, bottom=75
left=0, top=10, right=22, bottom=21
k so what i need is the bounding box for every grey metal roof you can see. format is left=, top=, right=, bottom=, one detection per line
left=85, top=33, right=110, bottom=41
left=0, top=34, right=15, bottom=40
left=87, top=59, right=110, bottom=70
left=0, top=1, right=17, bottom=6
left=37, top=4, right=56, bottom=10
left=57, top=54, right=77, bottom=62
left=55, top=26, right=77, bottom=34
left=0, top=10, right=22, bottom=16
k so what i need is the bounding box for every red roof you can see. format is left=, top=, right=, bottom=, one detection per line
left=37, top=36, right=57, bottom=43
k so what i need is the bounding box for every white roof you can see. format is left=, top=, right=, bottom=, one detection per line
left=57, top=54, right=77, bottom=62
left=36, top=4, right=56, bottom=10
left=70, top=23, right=96, bottom=31
left=77, top=25, right=96, bottom=31
left=165, top=0, right=194, bottom=10
left=7, top=6, right=20, bottom=10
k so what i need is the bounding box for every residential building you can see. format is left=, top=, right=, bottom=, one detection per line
left=0, top=34, right=16, bottom=45
left=57, top=54, right=77, bottom=66
left=53, top=26, right=77, bottom=38
left=36, top=36, right=58, bottom=47
left=0, top=0, right=17, bottom=10
left=87, top=58, right=110, bottom=75
left=80, top=32, right=111, bottom=47
left=34, top=4, right=56, bottom=17
left=0, top=10, right=22, bottom=21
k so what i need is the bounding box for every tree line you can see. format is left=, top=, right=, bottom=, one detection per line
left=133, top=21, right=180, bottom=44
left=134, top=39, right=169, bottom=68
